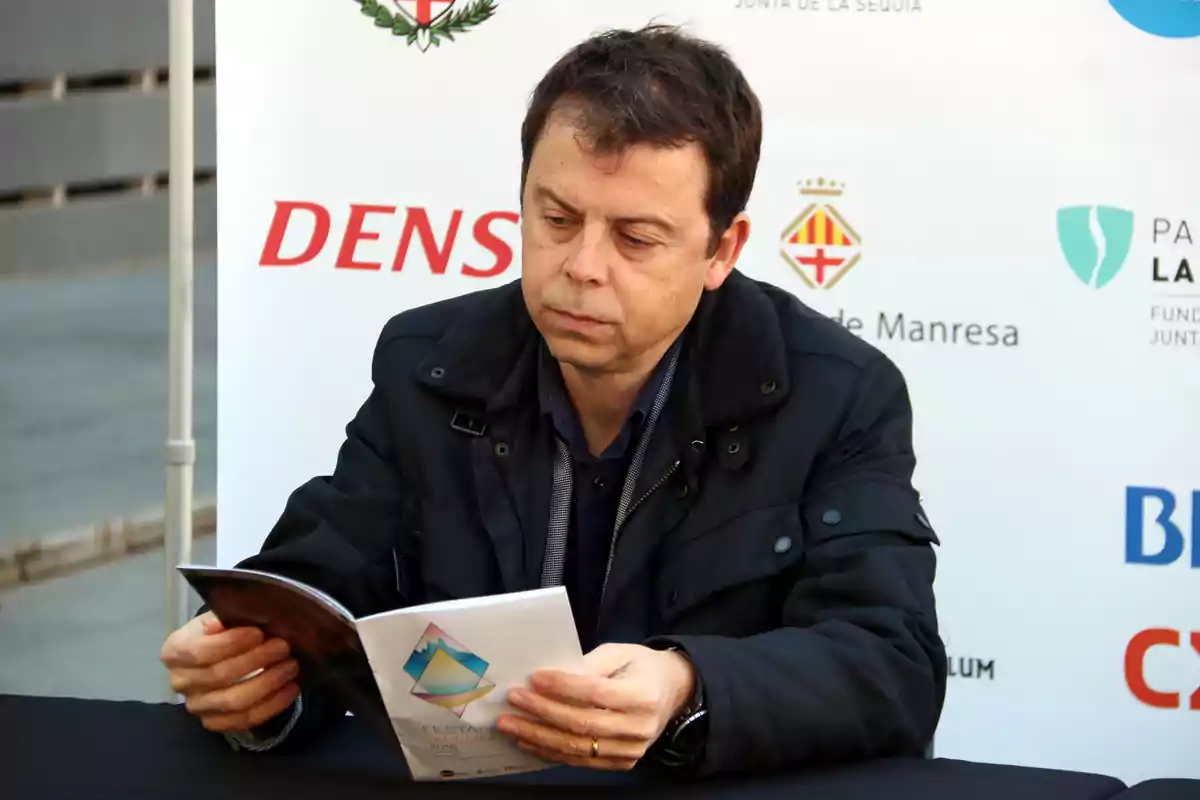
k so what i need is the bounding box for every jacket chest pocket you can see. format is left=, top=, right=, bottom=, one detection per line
left=656, top=504, right=806, bottom=635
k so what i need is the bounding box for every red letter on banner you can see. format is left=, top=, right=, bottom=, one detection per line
left=393, top=208, right=463, bottom=274
left=259, top=201, right=331, bottom=266
left=463, top=211, right=519, bottom=278
left=1125, top=628, right=1180, bottom=709
left=336, top=204, right=397, bottom=270
left=1191, top=632, right=1200, bottom=711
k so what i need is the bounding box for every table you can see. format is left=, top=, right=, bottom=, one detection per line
left=1, top=694, right=1130, bottom=800
left=1114, top=783, right=1200, bottom=800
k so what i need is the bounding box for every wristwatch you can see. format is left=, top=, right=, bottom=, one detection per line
left=650, top=647, right=709, bottom=768
left=225, top=694, right=304, bottom=752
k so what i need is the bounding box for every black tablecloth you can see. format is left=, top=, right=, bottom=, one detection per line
left=1, top=694, right=1129, bottom=800
left=1114, top=782, right=1200, bottom=800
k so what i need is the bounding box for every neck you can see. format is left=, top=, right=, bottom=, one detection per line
left=559, top=338, right=675, bottom=457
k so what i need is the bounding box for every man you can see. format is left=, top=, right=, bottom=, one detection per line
left=161, top=25, right=945, bottom=776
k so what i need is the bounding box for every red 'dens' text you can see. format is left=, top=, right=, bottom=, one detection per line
left=259, top=201, right=520, bottom=277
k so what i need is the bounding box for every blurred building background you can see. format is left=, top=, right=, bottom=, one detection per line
left=1, top=0, right=217, bottom=701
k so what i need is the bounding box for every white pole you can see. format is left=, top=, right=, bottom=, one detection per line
left=165, top=0, right=196, bottom=686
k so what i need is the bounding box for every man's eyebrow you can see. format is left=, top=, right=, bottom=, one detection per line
left=532, top=185, right=582, bottom=216
left=533, top=185, right=677, bottom=234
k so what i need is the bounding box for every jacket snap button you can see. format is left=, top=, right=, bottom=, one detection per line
left=726, top=442, right=740, bottom=455
left=494, top=442, right=510, bottom=458
left=773, top=536, right=792, bottom=554
left=822, top=509, right=842, bottom=525
left=429, top=366, right=446, bottom=379
left=760, top=380, right=777, bottom=395
left=676, top=483, right=689, bottom=498
left=690, top=439, right=706, bottom=454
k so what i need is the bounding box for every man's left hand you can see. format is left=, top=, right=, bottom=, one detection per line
left=498, top=643, right=695, bottom=771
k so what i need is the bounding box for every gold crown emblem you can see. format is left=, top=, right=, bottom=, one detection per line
left=798, top=177, right=844, bottom=198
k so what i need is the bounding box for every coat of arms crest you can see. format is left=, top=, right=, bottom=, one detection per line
left=357, top=0, right=497, bottom=52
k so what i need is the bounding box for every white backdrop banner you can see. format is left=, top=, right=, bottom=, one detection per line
left=216, top=0, right=1200, bottom=782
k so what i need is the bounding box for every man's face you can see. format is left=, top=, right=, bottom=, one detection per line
left=520, top=116, right=742, bottom=375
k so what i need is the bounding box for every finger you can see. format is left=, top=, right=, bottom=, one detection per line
left=161, top=615, right=212, bottom=665
left=186, top=658, right=300, bottom=716
left=497, top=715, right=645, bottom=761
left=507, top=688, right=656, bottom=742
left=516, top=741, right=639, bottom=772
left=580, top=644, right=636, bottom=676
left=529, top=644, right=631, bottom=686
left=171, top=638, right=292, bottom=694
left=199, top=612, right=225, bottom=636
left=528, top=671, right=648, bottom=713
left=199, top=681, right=301, bottom=734
left=164, top=625, right=266, bottom=669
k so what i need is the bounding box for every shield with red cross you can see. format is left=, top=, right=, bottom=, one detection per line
left=392, top=0, right=456, bottom=27
left=779, top=178, right=863, bottom=290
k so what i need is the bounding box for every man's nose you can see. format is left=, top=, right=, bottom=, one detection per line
left=562, top=224, right=610, bottom=285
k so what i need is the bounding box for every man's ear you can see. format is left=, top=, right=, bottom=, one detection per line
left=705, top=213, right=751, bottom=291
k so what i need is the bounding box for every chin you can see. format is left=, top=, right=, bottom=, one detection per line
left=541, top=334, right=614, bottom=371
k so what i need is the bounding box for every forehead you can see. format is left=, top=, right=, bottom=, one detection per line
left=527, top=117, right=708, bottom=221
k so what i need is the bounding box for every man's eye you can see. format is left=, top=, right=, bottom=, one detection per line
left=544, top=215, right=572, bottom=227
left=622, top=233, right=653, bottom=248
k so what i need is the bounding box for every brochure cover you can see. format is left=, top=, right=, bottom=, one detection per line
left=179, top=565, right=582, bottom=780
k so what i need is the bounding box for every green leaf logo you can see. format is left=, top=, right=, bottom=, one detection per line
left=1056, top=205, right=1134, bottom=289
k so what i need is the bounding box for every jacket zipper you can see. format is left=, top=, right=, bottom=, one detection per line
left=599, top=458, right=682, bottom=604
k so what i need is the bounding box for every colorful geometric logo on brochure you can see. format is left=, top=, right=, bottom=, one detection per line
left=403, top=623, right=495, bottom=717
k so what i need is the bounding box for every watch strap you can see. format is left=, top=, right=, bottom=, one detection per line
left=648, top=644, right=708, bottom=767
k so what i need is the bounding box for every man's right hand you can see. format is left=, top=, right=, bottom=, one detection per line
left=160, top=611, right=300, bottom=734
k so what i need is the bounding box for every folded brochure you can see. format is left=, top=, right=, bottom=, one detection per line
left=179, top=565, right=583, bottom=781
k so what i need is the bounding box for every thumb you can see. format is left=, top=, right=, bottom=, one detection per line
left=199, top=612, right=226, bottom=635
left=578, top=643, right=636, bottom=678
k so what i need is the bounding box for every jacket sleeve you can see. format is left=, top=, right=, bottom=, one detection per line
left=653, top=354, right=945, bottom=776
left=229, top=332, right=421, bottom=750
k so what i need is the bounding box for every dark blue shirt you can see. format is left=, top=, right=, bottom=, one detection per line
left=537, top=340, right=679, bottom=651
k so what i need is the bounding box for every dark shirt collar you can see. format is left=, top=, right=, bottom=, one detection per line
left=538, top=337, right=682, bottom=462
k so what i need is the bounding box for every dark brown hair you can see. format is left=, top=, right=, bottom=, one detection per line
left=520, top=25, right=763, bottom=252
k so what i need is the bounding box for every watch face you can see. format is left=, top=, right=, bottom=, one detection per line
left=672, top=709, right=709, bottom=755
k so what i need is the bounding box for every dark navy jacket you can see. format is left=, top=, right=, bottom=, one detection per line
left=537, top=338, right=680, bottom=653
left=239, top=271, right=946, bottom=775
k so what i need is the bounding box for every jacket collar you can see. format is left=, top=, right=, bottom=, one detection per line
left=415, top=271, right=790, bottom=428
left=538, top=335, right=681, bottom=462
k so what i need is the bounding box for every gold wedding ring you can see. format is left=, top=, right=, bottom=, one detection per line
left=591, top=736, right=600, bottom=758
